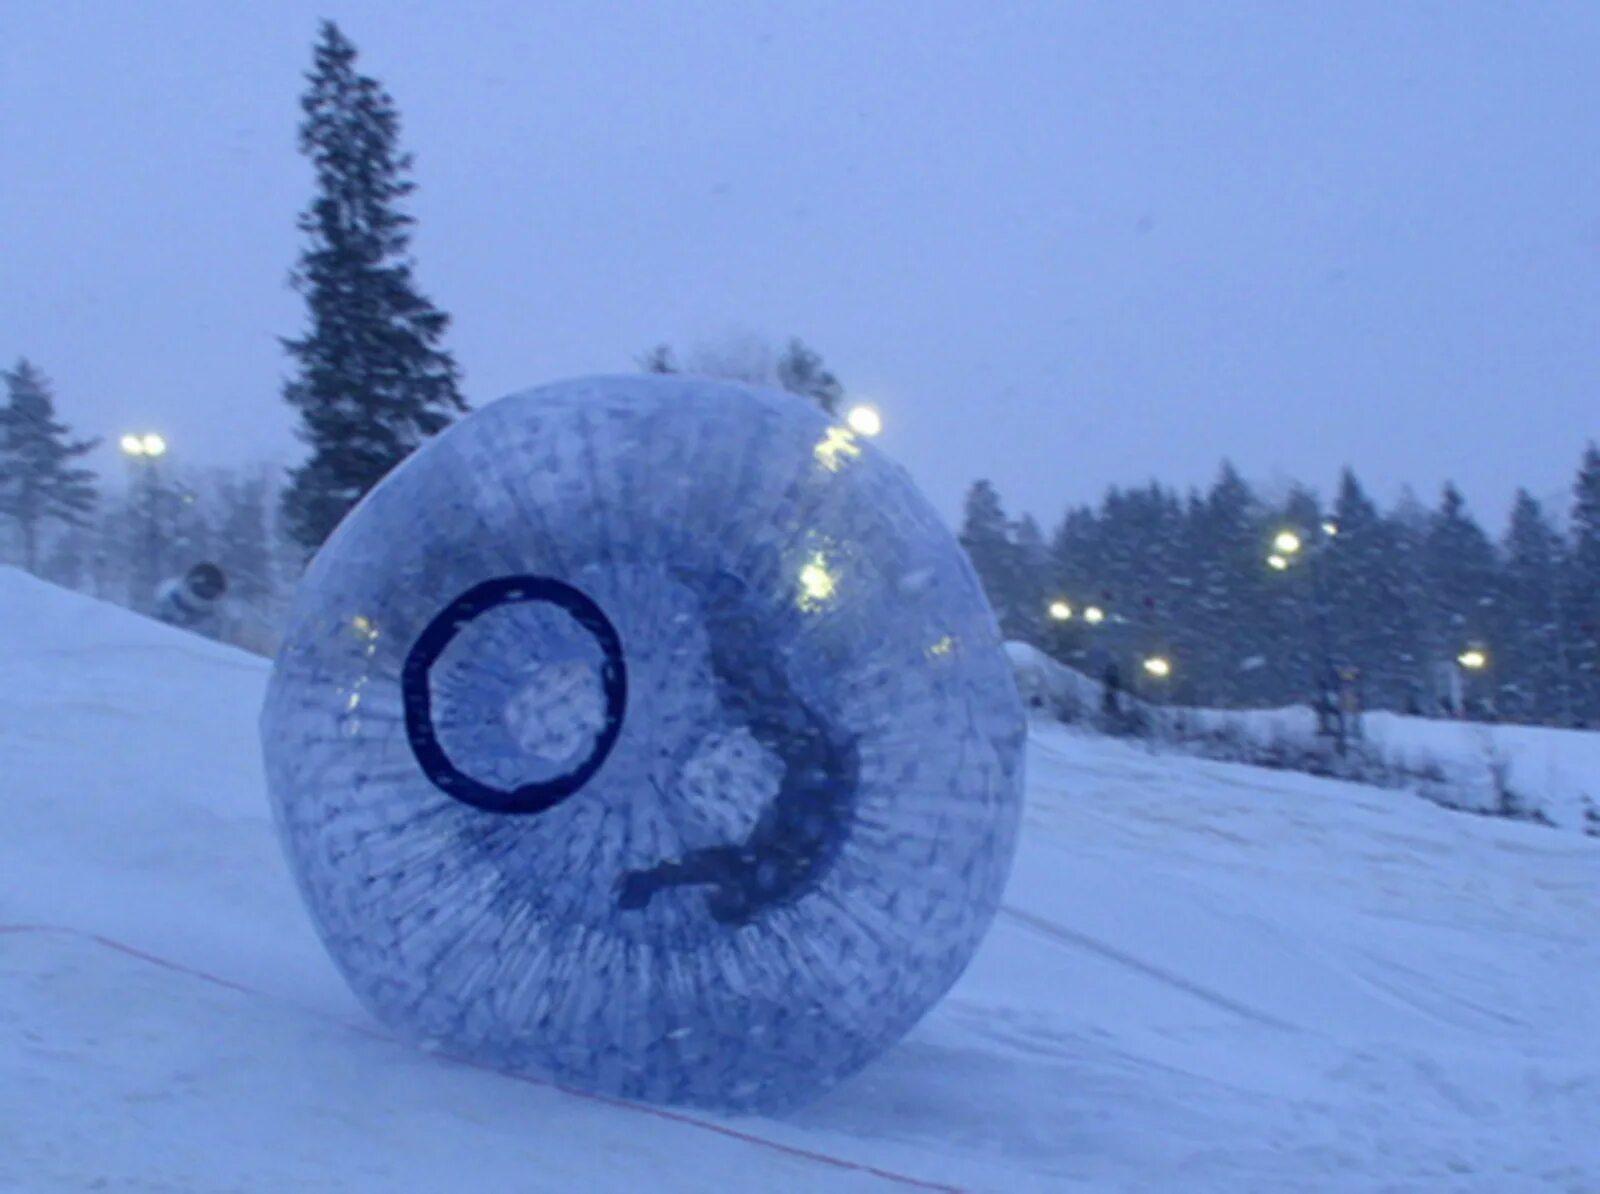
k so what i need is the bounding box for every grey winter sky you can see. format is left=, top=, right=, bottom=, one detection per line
left=3, top=1, right=1597, bottom=531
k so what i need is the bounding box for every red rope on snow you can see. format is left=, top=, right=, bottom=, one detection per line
left=0, top=921, right=964, bottom=1193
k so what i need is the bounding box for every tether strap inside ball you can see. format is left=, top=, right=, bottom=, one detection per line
left=402, top=575, right=627, bottom=815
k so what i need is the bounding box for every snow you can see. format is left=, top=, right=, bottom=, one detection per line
left=4, top=565, right=1599, bottom=1192
left=1009, top=639, right=1600, bottom=832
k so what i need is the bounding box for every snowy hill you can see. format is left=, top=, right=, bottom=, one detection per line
left=1009, top=640, right=1600, bottom=832
left=3, top=567, right=1598, bottom=1193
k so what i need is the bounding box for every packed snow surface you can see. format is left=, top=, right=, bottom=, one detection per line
left=3, top=568, right=1598, bottom=1192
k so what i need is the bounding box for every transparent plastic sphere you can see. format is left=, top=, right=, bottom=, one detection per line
left=261, top=375, right=1025, bottom=1113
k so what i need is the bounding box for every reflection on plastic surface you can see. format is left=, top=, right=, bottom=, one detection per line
left=260, top=375, right=1025, bottom=1113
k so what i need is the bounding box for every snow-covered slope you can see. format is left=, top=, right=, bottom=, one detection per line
left=1009, top=640, right=1600, bottom=832
left=3, top=567, right=1598, bottom=1192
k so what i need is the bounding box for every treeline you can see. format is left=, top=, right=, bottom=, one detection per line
left=0, top=24, right=852, bottom=657
left=0, top=361, right=291, bottom=652
left=960, top=453, right=1600, bottom=725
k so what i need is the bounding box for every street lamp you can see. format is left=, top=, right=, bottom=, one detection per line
left=120, top=432, right=167, bottom=459
left=845, top=404, right=883, bottom=438
left=1457, top=648, right=1488, bottom=672
left=1048, top=599, right=1073, bottom=622
left=1083, top=605, right=1106, bottom=625
left=1142, top=655, right=1172, bottom=679
left=1266, top=520, right=1344, bottom=747
left=121, top=430, right=169, bottom=609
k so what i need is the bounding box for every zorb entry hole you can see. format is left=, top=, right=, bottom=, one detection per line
left=501, top=658, right=606, bottom=764
left=401, top=575, right=627, bottom=815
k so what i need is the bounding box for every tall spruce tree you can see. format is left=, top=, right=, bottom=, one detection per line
left=1498, top=489, right=1571, bottom=722
left=959, top=480, right=1027, bottom=637
left=1008, top=513, right=1052, bottom=647
left=1424, top=483, right=1498, bottom=659
left=1189, top=463, right=1265, bottom=705
left=1568, top=443, right=1600, bottom=722
left=279, top=21, right=465, bottom=553
left=774, top=338, right=844, bottom=414
left=0, top=359, right=98, bottom=571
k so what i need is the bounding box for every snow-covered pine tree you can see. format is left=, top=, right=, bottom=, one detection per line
left=635, top=334, right=846, bottom=414
left=637, top=344, right=678, bottom=374
left=959, top=480, right=1026, bottom=638
left=1497, top=488, right=1571, bottom=722
left=1008, top=513, right=1052, bottom=648
left=1316, top=471, right=1426, bottom=711
left=1425, top=484, right=1498, bottom=651
left=0, top=359, right=98, bottom=572
left=1188, top=462, right=1266, bottom=707
left=1567, top=443, right=1600, bottom=723
left=279, top=21, right=465, bottom=554
left=774, top=338, right=844, bottom=414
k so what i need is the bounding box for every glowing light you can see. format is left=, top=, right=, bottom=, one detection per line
left=1273, top=530, right=1302, bottom=556
left=798, top=554, right=838, bottom=609
left=1084, top=605, right=1106, bottom=625
left=1048, top=600, right=1073, bottom=622
left=1321, top=520, right=1340, bottom=538
left=845, top=404, right=883, bottom=438
left=927, top=635, right=956, bottom=658
left=1457, top=648, right=1488, bottom=671
left=813, top=426, right=861, bottom=473
left=1142, top=655, right=1172, bottom=679
left=121, top=431, right=167, bottom=458
left=1267, top=554, right=1290, bottom=571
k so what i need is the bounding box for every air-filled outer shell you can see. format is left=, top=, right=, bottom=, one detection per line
left=261, top=375, right=1024, bottom=1113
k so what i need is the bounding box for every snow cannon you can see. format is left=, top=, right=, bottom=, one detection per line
left=154, top=561, right=228, bottom=629
left=259, top=375, right=1025, bottom=1114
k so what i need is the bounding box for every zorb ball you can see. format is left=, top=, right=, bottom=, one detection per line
left=261, top=375, right=1025, bottom=1113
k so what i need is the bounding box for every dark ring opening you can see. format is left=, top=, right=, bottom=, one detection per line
left=401, top=575, right=627, bottom=815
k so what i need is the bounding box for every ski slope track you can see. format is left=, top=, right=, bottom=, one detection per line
left=2, top=567, right=1597, bottom=1192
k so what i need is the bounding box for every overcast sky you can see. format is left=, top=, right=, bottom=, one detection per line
left=4, top=1, right=1597, bottom=531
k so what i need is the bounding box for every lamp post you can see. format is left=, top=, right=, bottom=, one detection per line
left=121, top=432, right=168, bottom=610
left=1141, top=653, right=1173, bottom=706
left=1457, top=645, right=1494, bottom=720
left=1267, top=519, right=1343, bottom=748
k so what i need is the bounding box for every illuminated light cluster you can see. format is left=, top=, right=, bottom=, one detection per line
left=813, top=425, right=862, bottom=472
left=797, top=553, right=838, bottom=609
left=120, top=432, right=168, bottom=458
